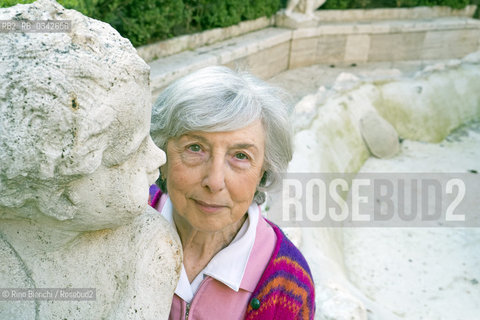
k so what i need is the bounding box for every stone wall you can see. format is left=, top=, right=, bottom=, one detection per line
left=276, top=4, right=477, bottom=26
left=146, top=6, right=480, bottom=101
left=137, top=16, right=275, bottom=63
left=288, top=18, right=480, bottom=68
left=149, top=27, right=292, bottom=98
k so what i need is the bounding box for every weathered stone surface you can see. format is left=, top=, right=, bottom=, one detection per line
left=368, top=32, right=426, bottom=61
left=312, top=5, right=478, bottom=22
left=285, top=0, right=327, bottom=17
left=270, top=56, right=480, bottom=320
left=344, top=35, right=371, bottom=63
left=290, top=34, right=347, bottom=68
left=136, top=16, right=274, bottom=63
left=242, top=41, right=290, bottom=79
left=376, top=59, right=480, bottom=142
left=360, top=110, right=400, bottom=158
left=149, top=27, right=291, bottom=101
left=0, top=236, right=36, bottom=319
left=289, top=37, right=320, bottom=69
left=422, top=29, right=480, bottom=60
left=277, top=5, right=478, bottom=29
left=0, top=0, right=181, bottom=318
left=320, top=283, right=368, bottom=320
left=149, top=12, right=480, bottom=98
left=275, top=10, right=321, bottom=29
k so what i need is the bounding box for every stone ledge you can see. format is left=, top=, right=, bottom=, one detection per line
left=137, top=16, right=274, bottom=63
left=149, top=28, right=291, bottom=99
left=314, top=5, right=477, bottom=22
left=148, top=11, right=480, bottom=99
left=276, top=5, right=477, bottom=28
left=150, top=50, right=218, bottom=98
left=291, top=17, right=480, bottom=39
left=196, top=27, right=292, bottom=64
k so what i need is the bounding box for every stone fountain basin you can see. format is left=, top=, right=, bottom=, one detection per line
left=265, top=53, right=480, bottom=320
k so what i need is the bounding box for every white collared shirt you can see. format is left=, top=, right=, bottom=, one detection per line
left=161, top=196, right=259, bottom=303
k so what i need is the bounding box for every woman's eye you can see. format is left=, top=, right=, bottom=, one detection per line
left=235, top=152, right=249, bottom=160
left=188, top=144, right=201, bottom=152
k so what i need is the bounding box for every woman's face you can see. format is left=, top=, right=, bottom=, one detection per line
left=164, top=119, right=265, bottom=233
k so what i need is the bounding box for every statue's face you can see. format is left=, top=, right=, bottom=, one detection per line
left=65, top=135, right=165, bottom=230
left=0, top=0, right=165, bottom=229
left=61, top=82, right=166, bottom=231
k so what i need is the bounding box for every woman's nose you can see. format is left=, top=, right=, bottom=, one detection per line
left=201, top=156, right=226, bottom=193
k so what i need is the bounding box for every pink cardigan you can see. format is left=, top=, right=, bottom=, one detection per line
left=168, top=210, right=277, bottom=320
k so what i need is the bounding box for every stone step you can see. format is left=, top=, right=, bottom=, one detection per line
left=148, top=16, right=480, bottom=100
left=276, top=5, right=477, bottom=27
left=289, top=17, right=480, bottom=68
left=149, top=27, right=291, bottom=99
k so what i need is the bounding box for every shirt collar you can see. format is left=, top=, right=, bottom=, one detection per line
left=161, top=196, right=259, bottom=303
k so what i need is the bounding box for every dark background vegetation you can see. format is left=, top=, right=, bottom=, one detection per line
left=1, top=0, right=477, bottom=47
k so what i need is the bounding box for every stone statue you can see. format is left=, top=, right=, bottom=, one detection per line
left=285, top=0, right=327, bottom=17
left=0, top=0, right=181, bottom=319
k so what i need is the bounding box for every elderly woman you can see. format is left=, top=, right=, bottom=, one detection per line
left=149, top=66, right=315, bottom=319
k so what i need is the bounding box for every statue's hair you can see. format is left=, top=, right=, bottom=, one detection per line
left=0, top=0, right=151, bottom=220
left=151, top=66, right=294, bottom=204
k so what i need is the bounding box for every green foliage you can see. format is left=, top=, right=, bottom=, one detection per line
left=1, top=0, right=281, bottom=46
left=180, top=0, right=282, bottom=34
left=323, top=0, right=471, bottom=9
left=322, top=0, right=353, bottom=9
left=0, top=0, right=35, bottom=6
left=1, top=0, right=476, bottom=46
left=90, top=0, right=186, bottom=46
left=472, top=0, right=480, bottom=18
left=0, top=0, right=94, bottom=14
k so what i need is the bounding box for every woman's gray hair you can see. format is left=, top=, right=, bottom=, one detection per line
left=151, top=66, right=293, bottom=204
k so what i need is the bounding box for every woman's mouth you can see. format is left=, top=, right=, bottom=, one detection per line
left=193, top=199, right=227, bottom=213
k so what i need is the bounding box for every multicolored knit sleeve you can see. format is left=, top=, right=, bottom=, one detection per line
left=148, top=184, right=162, bottom=208
left=245, top=220, right=315, bottom=320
